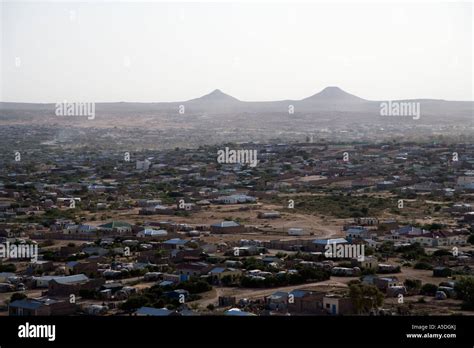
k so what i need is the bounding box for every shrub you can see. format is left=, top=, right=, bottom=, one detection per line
left=180, top=280, right=212, bottom=294
left=399, top=243, right=426, bottom=260
left=414, top=262, right=433, bottom=270
left=79, top=289, right=97, bottom=299
left=432, top=249, right=452, bottom=257
left=467, top=234, right=474, bottom=245
left=0, top=264, right=16, bottom=272
left=404, top=279, right=422, bottom=291
left=349, top=284, right=384, bottom=314
left=420, top=283, right=437, bottom=296
left=454, top=277, right=474, bottom=310
left=10, top=293, right=27, bottom=302
left=120, top=295, right=149, bottom=311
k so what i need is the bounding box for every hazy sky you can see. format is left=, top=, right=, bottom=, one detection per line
left=1, top=1, right=472, bottom=102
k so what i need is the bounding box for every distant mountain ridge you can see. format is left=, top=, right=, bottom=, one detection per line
left=3, top=86, right=470, bottom=105
left=0, top=87, right=472, bottom=122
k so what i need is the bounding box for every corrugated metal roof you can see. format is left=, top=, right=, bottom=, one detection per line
left=211, top=221, right=240, bottom=228
left=52, top=274, right=89, bottom=285
left=136, top=307, right=174, bottom=316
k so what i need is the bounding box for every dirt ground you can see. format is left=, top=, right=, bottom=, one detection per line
left=88, top=202, right=347, bottom=240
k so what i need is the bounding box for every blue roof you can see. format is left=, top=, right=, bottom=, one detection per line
left=396, top=226, right=421, bottom=234
left=78, top=224, right=96, bottom=231
left=136, top=307, right=174, bottom=316
left=209, top=267, right=226, bottom=273
left=10, top=299, right=43, bottom=310
left=163, top=238, right=188, bottom=245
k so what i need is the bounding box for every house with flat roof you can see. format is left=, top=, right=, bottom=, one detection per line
left=323, top=294, right=354, bottom=315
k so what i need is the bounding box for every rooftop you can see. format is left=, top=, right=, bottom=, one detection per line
left=211, top=221, right=240, bottom=228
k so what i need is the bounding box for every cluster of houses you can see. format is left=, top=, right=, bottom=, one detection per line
left=0, top=141, right=473, bottom=316
left=0, top=216, right=472, bottom=317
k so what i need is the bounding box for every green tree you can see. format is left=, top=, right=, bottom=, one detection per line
left=404, top=279, right=422, bottom=293
left=349, top=284, right=384, bottom=314
left=10, top=292, right=27, bottom=302
left=454, top=277, right=474, bottom=310
left=420, top=283, right=437, bottom=296
left=120, top=295, right=149, bottom=311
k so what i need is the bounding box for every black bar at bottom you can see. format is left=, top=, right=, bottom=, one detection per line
left=0, top=316, right=472, bottom=346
